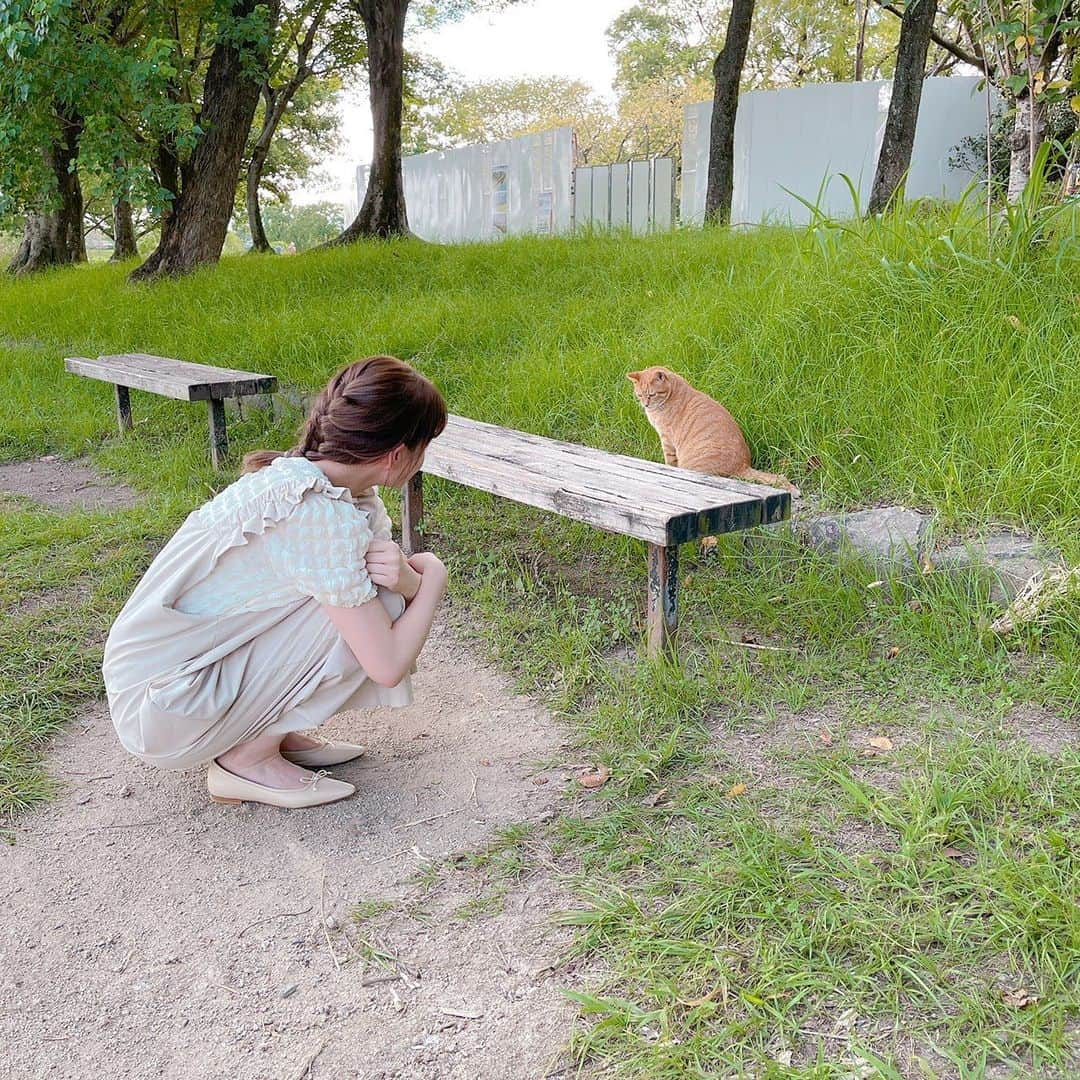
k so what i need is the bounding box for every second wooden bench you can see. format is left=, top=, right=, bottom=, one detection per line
left=64, top=352, right=277, bottom=469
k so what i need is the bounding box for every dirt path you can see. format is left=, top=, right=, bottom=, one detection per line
left=1, top=621, right=582, bottom=1080
left=0, top=455, right=141, bottom=511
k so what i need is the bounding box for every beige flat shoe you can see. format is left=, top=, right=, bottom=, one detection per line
left=207, top=759, right=355, bottom=808
left=280, top=736, right=367, bottom=769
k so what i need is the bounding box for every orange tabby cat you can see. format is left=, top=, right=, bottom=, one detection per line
left=627, top=366, right=799, bottom=495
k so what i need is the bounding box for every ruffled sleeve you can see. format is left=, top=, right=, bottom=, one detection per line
left=266, top=491, right=379, bottom=607
left=351, top=487, right=394, bottom=541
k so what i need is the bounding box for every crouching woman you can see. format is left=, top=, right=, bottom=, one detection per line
left=102, top=355, right=448, bottom=809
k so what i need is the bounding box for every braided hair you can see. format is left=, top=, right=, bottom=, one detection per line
left=243, top=356, right=447, bottom=473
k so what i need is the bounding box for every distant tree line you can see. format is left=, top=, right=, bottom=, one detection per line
left=3, top=1, right=1075, bottom=280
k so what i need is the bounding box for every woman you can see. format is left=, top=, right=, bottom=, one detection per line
left=102, top=355, right=449, bottom=809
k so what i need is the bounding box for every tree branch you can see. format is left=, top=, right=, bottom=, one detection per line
left=873, top=0, right=994, bottom=76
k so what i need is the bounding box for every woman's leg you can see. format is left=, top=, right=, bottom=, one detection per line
left=215, top=732, right=318, bottom=788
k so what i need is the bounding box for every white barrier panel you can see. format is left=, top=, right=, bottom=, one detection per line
left=629, top=160, right=651, bottom=233
left=357, top=126, right=576, bottom=243
left=609, top=163, right=629, bottom=229
left=573, top=158, right=675, bottom=234
left=681, top=77, right=994, bottom=226
left=652, top=157, right=674, bottom=231
left=590, top=167, right=609, bottom=227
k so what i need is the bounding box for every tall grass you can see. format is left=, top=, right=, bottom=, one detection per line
left=0, top=215, right=1077, bottom=552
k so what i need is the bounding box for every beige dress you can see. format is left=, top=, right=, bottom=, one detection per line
left=102, top=455, right=412, bottom=771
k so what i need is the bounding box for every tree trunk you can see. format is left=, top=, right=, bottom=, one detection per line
left=855, top=0, right=869, bottom=80
left=7, top=110, right=86, bottom=275
left=1006, top=93, right=1048, bottom=201
left=331, top=0, right=411, bottom=242
left=246, top=153, right=274, bottom=253
left=148, top=137, right=181, bottom=255
left=130, top=0, right=278, bottom=282
left=246, top=86, right=294, bottom=253
left=111, top=197, right=138, bottom=260
left=867, top=0, right=937, bottom=215
left=704, top=0, right=756, bottom=225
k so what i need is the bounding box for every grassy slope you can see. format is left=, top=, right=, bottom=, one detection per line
left=0, top=225, right=1077, bottom=1077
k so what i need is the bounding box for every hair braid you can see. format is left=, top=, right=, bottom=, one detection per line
left=243, top=356, right=447, bottom=474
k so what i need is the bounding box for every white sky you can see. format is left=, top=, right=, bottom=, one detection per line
left=296, top=0, right=630, bottom=211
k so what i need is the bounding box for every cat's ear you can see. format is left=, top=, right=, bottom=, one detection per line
left=626, top=371, right=641, bottom=383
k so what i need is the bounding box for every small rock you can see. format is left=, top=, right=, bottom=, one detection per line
left=798, top=506, right=933, bottom=570
left=163, top=955, right=180, bottom=965
left=324, top=916, right=339, bottom=931
left=117, top=785, right=134, bottom=798
left=76, top=792, right=92, bottom=805
left=932, top=531, right=1062, bottom=604
left=280, top=983, right=299, bottom=999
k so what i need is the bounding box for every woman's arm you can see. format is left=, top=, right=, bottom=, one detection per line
left=321, top=553, right=447, bottom=687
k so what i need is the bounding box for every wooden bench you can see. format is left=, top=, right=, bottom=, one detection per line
left=64, top=353, right=277, bottom=469
left=399, top=415, right=791, bottom=655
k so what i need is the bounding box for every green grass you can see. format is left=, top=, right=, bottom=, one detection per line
left=0, top=217, right=1077, bottom=1076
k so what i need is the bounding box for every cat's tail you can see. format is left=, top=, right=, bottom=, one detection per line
left=736, top=468, right=801, bottom=498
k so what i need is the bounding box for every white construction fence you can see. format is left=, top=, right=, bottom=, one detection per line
left=356, top=127, right=576, bottom=244
left=681, top=76, right=993, bottom=226
left=574, top=158, right=675, bottom=233
left=356, top=77, right=992, bottom=242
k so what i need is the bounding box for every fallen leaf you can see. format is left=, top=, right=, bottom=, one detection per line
left=579, top=764, right=610, bottom=789
left=1005, top=314, right=1026, bottom=331
left=641, top=788, right=668, bottom=807
left=907, top=599, right=924, bottom=613
left=942, top=846, right=964, bottom=859
left=867, top=580, right=886, bottom=590
left=479, top=758, right=492, bottom=767
left=819, top=728, right=834, bottom=746
left=862, top=735, right=894, bottom=756
left=531, top=777, right=549, bottom=786
left=768, top=595, right=785, bottom=604
left=725, top=782, right=748, bottom=798
left=806, top=455, right=822, bottom=471
left=740, top=631, right=759, bottom=645
left=1001, top=986, right=1039, bottom=1008
left=678, top=986, right=720, bottom=1007
left=920, top=553, right=935, bottom=575
left=773, top=1050, right=794, bottom=1067
left=886, top=645, right=901, bottom=659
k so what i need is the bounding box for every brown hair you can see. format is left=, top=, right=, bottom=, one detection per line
left=243, top=355, right=447, bottom=473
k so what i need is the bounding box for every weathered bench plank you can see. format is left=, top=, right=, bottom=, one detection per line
left=65, top=354, right=276, bottom=402
left=65, top=353, right=277, bottom=470
left=404, top=415, right=792, bottom=655
left=421, top=416, right=787, bottom=545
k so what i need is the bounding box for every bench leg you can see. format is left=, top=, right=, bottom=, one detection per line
left=115, top=385, right=132, bottom=434
left=646, top=542, right=679, bottom=657
left=400, top=472, right=425, bottom=555
left=207, top=398, right=228, bottom=470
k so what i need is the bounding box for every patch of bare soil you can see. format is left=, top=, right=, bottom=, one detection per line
left=0, top=623, right=586, bottom=1080
left=0, top=454, right=140, bottom=512
left=1001, top=701, right=1080, bottom=756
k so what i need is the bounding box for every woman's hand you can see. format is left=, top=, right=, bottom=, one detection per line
left=407, top=552, right=448, bottom=596
left=365, top=539, right=421, bottom=601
